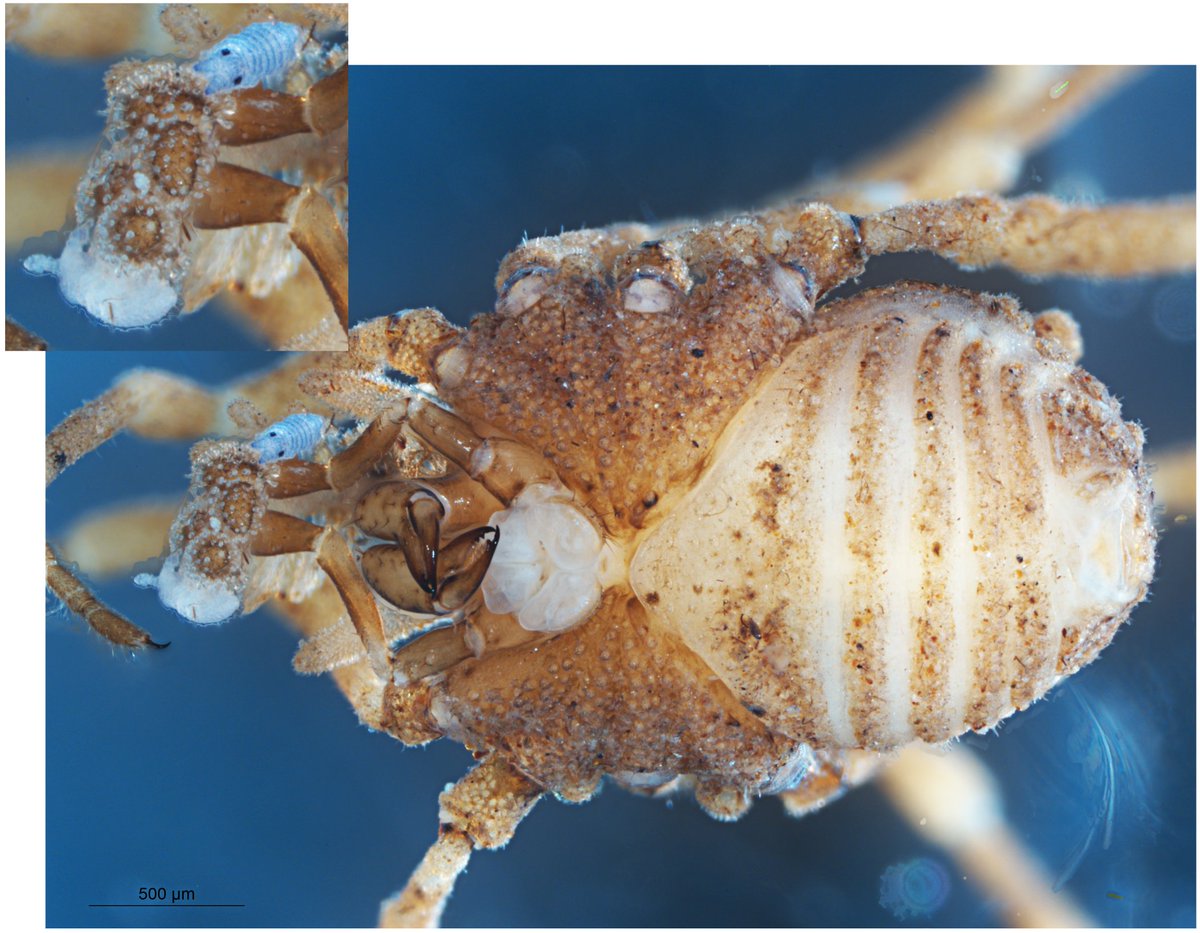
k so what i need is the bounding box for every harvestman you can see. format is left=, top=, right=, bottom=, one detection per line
left=47, top=67, right=1194, bottom=926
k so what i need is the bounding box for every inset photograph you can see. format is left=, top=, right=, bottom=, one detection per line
left=7, top=3, right=347, bottom=349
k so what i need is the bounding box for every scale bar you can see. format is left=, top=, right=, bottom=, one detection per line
left=88, top=904, right=245, bottom=908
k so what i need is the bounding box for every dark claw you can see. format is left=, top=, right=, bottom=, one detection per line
left=438, top=526, right=499, bottom=611
left=402, top=494, right=443, bottom=596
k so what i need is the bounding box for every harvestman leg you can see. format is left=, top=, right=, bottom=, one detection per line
left=46, top=355, right=340, bottom=485
left=771, top=746, right=1095, bottom=925
left=755, top=193, right=1195, bottom=285
left=857, top=193, right=1196, bottom=278
left=5, top=319, right=48, bottom=350
left=879, top=745, right=1093, bottom=927
left=807, top=66, right=1139, bottom=213
left=379, top=755, right=544, bottom=928
left=57, top=503, right=182, bottom=578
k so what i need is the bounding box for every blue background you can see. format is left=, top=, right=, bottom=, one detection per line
left=47, top=66, right=1195, bottom=926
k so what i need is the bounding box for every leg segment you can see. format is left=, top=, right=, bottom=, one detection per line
left=251, top=511, right=391, bottom=679
left=379, top=755, right=544, bottom=928
left=807, top=66, right=1138, bottom=213
left=390, top=624, right=475, bottom=686
left=879, top=744, right=1093, bottom=927
left=381, top=831, right=472, bottom=930
left=215, top=66, right=348, bottom=145
left=194, top=162, right=349, bottom=333
left=265, top=404, right=411, bottom=498
left=6, top=319, right=48, bottom=351
left=46, top=543, right=167, bottom=649
left=860, top=193, right=1196, bottom=278
left=406, top=400, right=560, bottom=506
left=47, top=369, right=221, bottom=485
left=778, top=749, right=887, bottom=818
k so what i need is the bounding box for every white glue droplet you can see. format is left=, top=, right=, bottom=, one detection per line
left=42, top=225, right=179, bottom=328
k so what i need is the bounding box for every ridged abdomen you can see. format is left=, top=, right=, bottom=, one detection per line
left=630, top=282, right=1154, bottom=751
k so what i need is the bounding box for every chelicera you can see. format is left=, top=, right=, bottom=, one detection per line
left=46, top=66, right=1194, bottom=926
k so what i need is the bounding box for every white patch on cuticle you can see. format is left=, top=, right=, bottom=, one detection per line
left=25, top=224, right=179, bottom=328
left=135, top=553, right=241, bottom=625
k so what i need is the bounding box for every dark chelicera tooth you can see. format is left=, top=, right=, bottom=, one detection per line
left=498, top=266, right=552, bottom=315
left=403, top=494, right=443, bottom=596
left=437, top=526, right=499, bottom=611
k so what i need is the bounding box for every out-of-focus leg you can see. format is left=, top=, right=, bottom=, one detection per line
left=58, top=500, right=178, bottom=577
left=4, top=148, right=88, bottom=252
left=807, top=66, right=1138, bottom=213
left=46, top=369, right=220, bottom=485
left=1149, top=444, right=1196, bottom=519
left=879, top=744, right=1094, bottom=927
